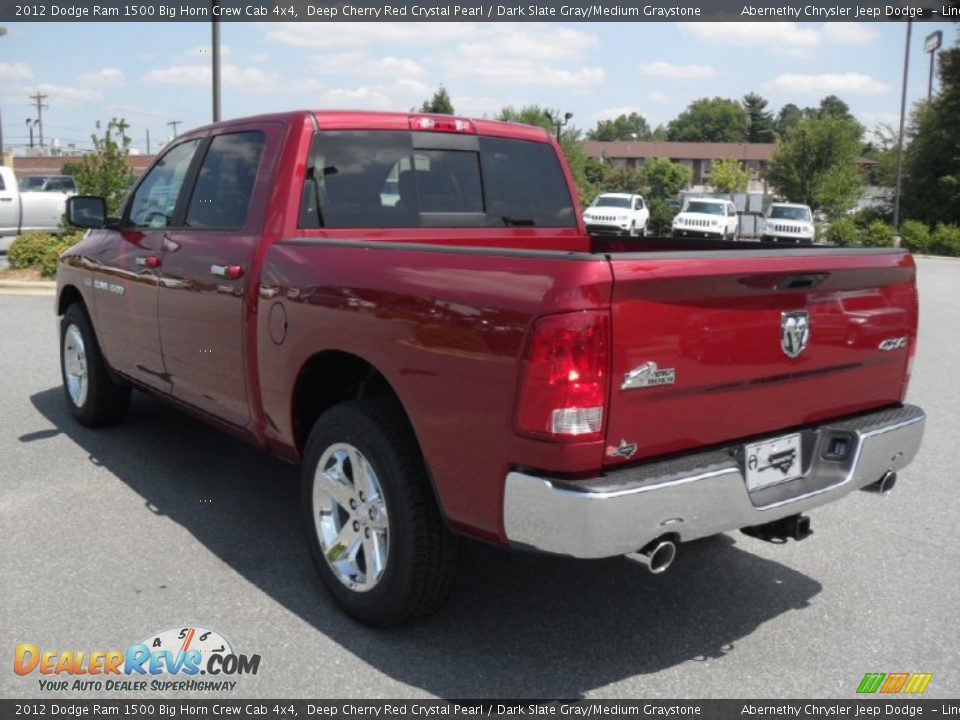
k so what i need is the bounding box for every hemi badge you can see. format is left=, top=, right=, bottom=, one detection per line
left=622, top=361, right=676, bottom=390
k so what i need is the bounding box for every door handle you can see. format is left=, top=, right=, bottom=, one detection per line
left=136, top=255, right=161, bottom=268
left=211, top=264, right=243, bottom=280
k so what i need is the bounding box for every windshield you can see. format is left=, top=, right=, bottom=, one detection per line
left=593, top=196, right=632, bottom=209
left=20, top=177, right=47, bottom=190
left=684, top=201, right=725, bottom=216
left=769, top=206, right=812, bottom=221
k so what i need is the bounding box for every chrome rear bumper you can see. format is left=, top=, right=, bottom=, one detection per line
left=503, top=405, right=925, bottom=559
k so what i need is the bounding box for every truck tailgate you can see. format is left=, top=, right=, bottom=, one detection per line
left=604, top=249, right=917, bottom=465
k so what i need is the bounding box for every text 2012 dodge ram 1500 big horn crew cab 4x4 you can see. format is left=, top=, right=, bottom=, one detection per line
left=57, top=111, right=925, bottom=626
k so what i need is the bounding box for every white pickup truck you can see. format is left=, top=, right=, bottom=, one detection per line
left=0, top=166, right=72, bottom=238
left=583, top=192, right=650, bottom=236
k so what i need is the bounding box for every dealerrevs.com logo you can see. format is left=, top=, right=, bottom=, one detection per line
left=14, top=626, right=261, bottom=693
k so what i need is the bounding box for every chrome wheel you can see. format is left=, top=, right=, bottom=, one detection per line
left=63, top=323, right=88, bottom=408
left=312, top=443, right=389, bottom=592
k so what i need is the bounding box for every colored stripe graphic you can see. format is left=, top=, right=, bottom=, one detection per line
left=880, top=673, right=910, bottom=693
left=857, top=673, right=885, bottom=693
left=903, top=674, right=933, bottom=694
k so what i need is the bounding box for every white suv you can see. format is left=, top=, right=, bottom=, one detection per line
left=762, top=203, right=815, bottom=244
left=671, top=198, right=739, bottom=240
left=583, top=193, right=650, bottom=236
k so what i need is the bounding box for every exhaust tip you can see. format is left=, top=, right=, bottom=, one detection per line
left=863, top=471, right=897, bottom=494
left=636, top=539, right=677, bottom=575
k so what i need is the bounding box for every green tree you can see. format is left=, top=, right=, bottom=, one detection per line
left=710, top=158, right=753, bottom=193
left=742, top=93, right=777, bottom=143
left=666, top=98, right=748, bottom=143
left=817, top=95, right=854, bottom=121
left=766, top=115, right=864, bottom=216
left=73, top=118, right=134, bottom=215
left=776, top=103, right=804, bottom=138
left=902, top=44, right=960, bottom=226
left=641, top=157, right=692, bottom=199
left=587, top=112, right=652, bottom=141
left=419, top=86, right=455, bottom=114
left=598, top=166, right=646, bottom=194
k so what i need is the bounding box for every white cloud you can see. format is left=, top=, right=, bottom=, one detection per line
left=30, top=83, right=104, bottom=106
left=680, top=22, right=822, bottom=56
left=444, top=25, right=602, bottom=89
left=315, top=86, right=390, bottom=109
left=821, top=23, right=879, bottom=46
left=859, top=111, right=900, bottom=128
left=647, top=90, right=669, bottom=103
left=144, top=63, right=282, bottom=91
left=79, top=68, right=126, bottom=87
left=266, top=22, right=475, bottom=48
left=311, top=52, right=425, bottom=78
left=0, top=61, right=34, bottom=81
left=638, top=61, right=717, bottom=80
left=764, top=73, right=888, bottom=96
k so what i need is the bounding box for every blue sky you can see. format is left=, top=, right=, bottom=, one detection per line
left=0, top=21, right=955, bottom=154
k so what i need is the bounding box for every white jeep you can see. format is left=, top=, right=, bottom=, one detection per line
left=671, top=198, right=739, bottom=240
left=583, top=193, right=650, bottom=237
left=762, top=203, right=815, bottom=244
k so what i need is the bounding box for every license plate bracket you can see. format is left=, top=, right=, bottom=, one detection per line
left=744, top=433, right=803, bottom=491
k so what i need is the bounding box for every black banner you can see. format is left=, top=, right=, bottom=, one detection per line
left=0, top=700, right=955, bottom=720
left=0, top=0, right=955, bottom=22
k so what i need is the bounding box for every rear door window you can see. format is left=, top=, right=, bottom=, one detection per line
left=300, top=130, right=574, bottom=229
left=185, top=131, right=265, bottom=229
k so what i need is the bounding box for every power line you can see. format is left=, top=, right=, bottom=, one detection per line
left=28, top=92, right=48, bottom=148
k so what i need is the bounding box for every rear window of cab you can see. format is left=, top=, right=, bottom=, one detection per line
left=299, top=130, right=576, bottom=229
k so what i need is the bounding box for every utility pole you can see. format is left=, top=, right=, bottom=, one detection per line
left=167, top=120, right=181, bottom=138
left=893, top=20, right=912, bottom=230
left=146, top=128, right=151, bottom=154
left=29, top=92, right=48, bottom=148
left=0, top=26, right=6, bottom=165
left=26, top=118, right=35, bottom=148
left=212, top=0, right=221, bottom=122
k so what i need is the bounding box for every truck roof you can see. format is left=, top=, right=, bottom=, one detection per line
left=597, top=192, right=640, bottom=199
left=176, top=110, right=553, bottom=144
left=769, top=202, right=812, bottom=209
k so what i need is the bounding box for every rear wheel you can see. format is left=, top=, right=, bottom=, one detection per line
left=60, top=303, right=131, bottom=427
left=301, top=399, right=464, bottom=626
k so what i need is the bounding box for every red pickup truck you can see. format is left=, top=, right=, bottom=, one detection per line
left=58, top=111, right=925, bottom=626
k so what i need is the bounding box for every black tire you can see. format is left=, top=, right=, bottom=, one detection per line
left=301, top=399, right=465, bottom=626
left=60, top=303, right=131, bottom=427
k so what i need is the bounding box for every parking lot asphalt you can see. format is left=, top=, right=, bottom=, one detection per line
left=1, top=257, right=958, bottom=701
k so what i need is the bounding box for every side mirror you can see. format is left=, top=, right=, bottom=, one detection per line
left=66, top=196, right=107, bottom=229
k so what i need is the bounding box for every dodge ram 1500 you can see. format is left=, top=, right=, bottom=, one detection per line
left=57, top=111, right=925, bottom=626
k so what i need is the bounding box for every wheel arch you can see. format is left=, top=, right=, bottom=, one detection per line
left=57, top=284, right=86, bottom=316
left=290, top=349, right=452, bottom=526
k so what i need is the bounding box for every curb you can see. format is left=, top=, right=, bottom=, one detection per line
left=0, top=279, right=56, bottom=297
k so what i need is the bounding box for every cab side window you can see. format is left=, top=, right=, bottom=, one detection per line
left=128, top=140, right=201, bottom=228
left=185, top=131, right=265, bottom=229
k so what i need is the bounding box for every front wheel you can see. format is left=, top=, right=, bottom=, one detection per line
left=301, top=399, right=464, bottom=626
left=60, top=303, right=131, bottom=427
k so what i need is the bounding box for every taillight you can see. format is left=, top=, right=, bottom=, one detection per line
left=516, top=311, right=610, bottom=442
left=409, top=115, right=476, bottom=133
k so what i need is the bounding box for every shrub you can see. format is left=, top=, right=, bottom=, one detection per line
left=647, top=198, right=678, bottom=236
left=825, top=217, right=860, bottom=246
left=930, top=224, right=960, bottom=257
left=861, top=220, right=896, bottom=248
left=899, top=220, right=932, bottom=254
left=7, top=231, right=84, bottom=277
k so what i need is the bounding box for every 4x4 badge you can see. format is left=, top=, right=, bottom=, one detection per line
left=781, top=311, right=810, bottom=359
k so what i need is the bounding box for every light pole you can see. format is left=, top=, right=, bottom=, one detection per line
left=0, top=25, right=7, bottom=165
left=893, top=20, right=912, bottom=230
left=548, top=111, right=573, bottom=140
left=211, top=0, right=221, bottom=122
left=924, top=30, right=943, bottom=100
left=26, top=118, right=36, bottom=148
